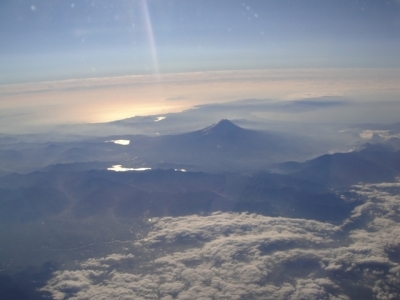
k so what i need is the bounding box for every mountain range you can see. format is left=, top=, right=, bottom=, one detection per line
left=1, top=119, right=400, bottom=299
left=0, top=120, right=315, bottom=174
left=276, top=143, right=400, bottom=188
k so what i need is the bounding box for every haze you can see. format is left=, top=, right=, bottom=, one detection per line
left=1, top=2, right=400, bottom=299
left=1, top=1, right=400, bottom=133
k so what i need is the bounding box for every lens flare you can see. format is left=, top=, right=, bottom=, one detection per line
left=141, top=0, right=159, bottom=75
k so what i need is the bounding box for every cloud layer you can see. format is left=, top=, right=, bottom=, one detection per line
left=1, top=68, right=399, bottom=134
left=41, top=180, right=400, bottom=299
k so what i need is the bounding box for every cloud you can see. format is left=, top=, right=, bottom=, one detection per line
left=165, top=96, right=187, bottom=101
left=194, top=97, right=350, bottom=115
left=359, top=130, right=400, bottom=140
left=2, top=68, right=400, bottom=134
left=41, top=180, right=400, bottom=299
left=80, top=253, right=135, bottom=269
left=281, top=98, right=349, bottom=113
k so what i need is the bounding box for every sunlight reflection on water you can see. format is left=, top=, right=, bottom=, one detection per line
left=106, top=140, right=130, bottom=145
left=107, top=165, right=151, bottom=172
left=155, top=116, right=166, bottom=122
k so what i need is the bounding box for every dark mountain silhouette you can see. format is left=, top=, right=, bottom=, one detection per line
left=0, top=169, right=233, bottom=223
left=232, top=172, right=359, bottom=223
left=0, top=120, right=315, bottom=174
left=145, top=119, right=311, bottom=171
left=0, top=166, right=358, bottom=225
left=378, top=121, right=400, bottom=132
left=198, top=119, right=247, bottom=136
left=275, top=144, right=400, bottom=188
left=0, top=186, right=69, bottom=223
left=357, top=143, right=400, bottom=171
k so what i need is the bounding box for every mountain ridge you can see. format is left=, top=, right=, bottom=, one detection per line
left=199, top=119, right=246, bottom=136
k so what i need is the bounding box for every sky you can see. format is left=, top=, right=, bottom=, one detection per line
left=0, top=0, right=399, bottom=132
left=1, top=0, right=400, bottom=82
left=1, top=68, right=400, bottom=133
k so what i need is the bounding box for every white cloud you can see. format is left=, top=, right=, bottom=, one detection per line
left=41, top=181, right=400, bottom=299
left=359, top=130, right=400, bottom=140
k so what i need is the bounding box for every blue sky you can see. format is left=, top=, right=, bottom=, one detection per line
left=1, top=0, right=399, bottom=83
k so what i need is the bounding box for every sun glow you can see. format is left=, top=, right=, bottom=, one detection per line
left=1, top=69, right=399, bottom=133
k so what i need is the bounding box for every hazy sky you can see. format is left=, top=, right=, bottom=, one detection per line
left=0, top=1, right=399, bottom=133
left=1, top=0, right=400, bottom=83
left=1, top=68, right=399, bottom=133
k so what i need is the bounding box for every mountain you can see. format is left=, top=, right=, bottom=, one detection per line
left=144, top=119, right=312, bottom=171
left=196, top=119, right=247, bottom=136
left=0, top=169, right=232, bottom=223
left=0, top=165, right=358, bottom=225
left=231, top=171, right=358, bottom=223
left=275, top=144, right=400, bottom=188
left=0, top=120, right=315, bottom=174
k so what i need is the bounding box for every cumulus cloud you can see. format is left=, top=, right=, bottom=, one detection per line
left=359, top=130, right=400, bottom=140
left=41, top=181, right=400, bottom=299
left=80, top=253, right=135, bottom=269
